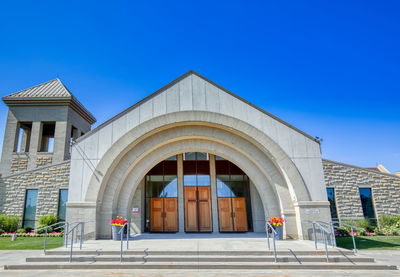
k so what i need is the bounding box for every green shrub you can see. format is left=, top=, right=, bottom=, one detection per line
left=16, top=228, right=26, bottom=233
left=341, top=218, right=375, bottom=233
left=0, top=214, right=21, bottom=232
left=379, top=214, right=400, bottom=229
left=38, top=214, right=58, bottom=227
left=36, top=224, right=52, bottom=234
left=378, top=214, right=400, bottom=236
left=0, top=229, right=4, bottom=234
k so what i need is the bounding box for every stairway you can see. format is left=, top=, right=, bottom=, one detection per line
left=4, top=249, right=398, bottom=270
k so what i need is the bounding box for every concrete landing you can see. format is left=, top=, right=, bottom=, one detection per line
left=64, top=233, right=321, bottom=252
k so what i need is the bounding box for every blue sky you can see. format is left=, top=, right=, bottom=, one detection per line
left=0, top=1, right=399, bottom=172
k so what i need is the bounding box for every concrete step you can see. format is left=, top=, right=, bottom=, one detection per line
left=26, top=255, right=375, bottom=263
left=4, top=262, right=397, bottom=270
left=44, top=249, right=356, bottom=256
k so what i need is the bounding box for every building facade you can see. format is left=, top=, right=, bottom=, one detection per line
left=0, top=72, right=399, bottom=239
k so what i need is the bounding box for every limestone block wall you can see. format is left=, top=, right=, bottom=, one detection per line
left=0, top=161, right=70, bottom=225
left=36, top=155, right=53, bottom=167
left=11, top=157, right=28, bottom=173
left=323, top=159, right=400, bottom=220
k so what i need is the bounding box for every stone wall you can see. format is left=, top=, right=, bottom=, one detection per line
left=323, top=159, right=400, bottom=220
left=11, top=157, right=28, bottom=173
left=0, top=161, right=70, bottom=227
left=36, top=155, right=53, bottom=167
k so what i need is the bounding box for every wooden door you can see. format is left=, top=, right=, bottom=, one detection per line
left=218, top=198, right=234, bottom=232
left=198, top=187, right=212, bottom=232
left=184, top=187, right=198, bottom=232
left=150, top=198, right=164, bottom=232
left=163, top=198, right=178, bottom=232
left=232, top=197, right=248, bottom=232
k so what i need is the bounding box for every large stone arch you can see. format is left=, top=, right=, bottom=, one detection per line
left=78, top=111, right=315, bottom=239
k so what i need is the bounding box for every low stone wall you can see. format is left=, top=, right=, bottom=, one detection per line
left=0, top=161, right=70, bottom=225
left=323, top=159, right=400, bottom=220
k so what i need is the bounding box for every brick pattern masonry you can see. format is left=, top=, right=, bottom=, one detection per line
left=10, top=157, right=28, bottom=173
left=0, top=162, right=70, bottom=224
left=36, top=156, right=53, bottom=167
left=323, top=159, right=400, bottom=220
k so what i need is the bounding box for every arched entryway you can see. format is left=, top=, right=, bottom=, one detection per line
left=138, top=152, right=261, bottom=234
left=88, top=115, right=308, bottom=239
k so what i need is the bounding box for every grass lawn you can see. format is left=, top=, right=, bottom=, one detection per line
left=0, top=237, right=64, bottom=250
left=336, top=236, right=400, bottom=250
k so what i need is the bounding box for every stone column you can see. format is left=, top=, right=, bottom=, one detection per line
left=177, top=154, right=185, bottom=232
left=53, top=121, right=68, bottom=163
left=0, top=111, right=18, bottom=175
left=209, top=154, right=219, bottom=233
left=27, top=121, right=42, bottom=170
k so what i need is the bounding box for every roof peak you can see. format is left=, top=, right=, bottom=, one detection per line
left=3, top=78, right=72, bottom=99
left=3, top=78, right=96, bottom=124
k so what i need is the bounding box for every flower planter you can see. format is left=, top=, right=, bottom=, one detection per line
left=111, top=225, right=125, bottom=241
left=267, top=225, right=283, bottom=240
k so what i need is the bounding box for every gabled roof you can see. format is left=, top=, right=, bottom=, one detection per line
left=77, top=70, right=318, bottom=143
left=3, top=78, right=96, bottom=124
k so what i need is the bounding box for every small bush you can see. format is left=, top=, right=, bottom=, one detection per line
left=0, top=229, right=4, bottom=234
left=379, top=214, right=400, bottom=228
left=0, top=214, right=21, bottom=232
left=36, top=225, right=53, bottom=234
left=341, top=218, right=375, bottom=233
left=378, top=214, right=400, bottom=236
left=16, top=228, right=26, bottom=233
left=38, top=214, right=58, bottom=227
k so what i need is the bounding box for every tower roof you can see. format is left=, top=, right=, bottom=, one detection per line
left=3, top=78, right=96, bottom=124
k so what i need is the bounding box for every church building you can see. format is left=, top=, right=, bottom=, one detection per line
left=0, top=71, right=399, bottom=239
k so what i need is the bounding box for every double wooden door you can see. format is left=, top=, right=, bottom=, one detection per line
left=218, top=197, right=248, bottom=232
left=150, top=198, right=178, bottom=232
left=184, top=186, right=212, bottom=232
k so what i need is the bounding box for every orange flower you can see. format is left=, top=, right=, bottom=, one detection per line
left=110, top=216, right=127, bottom=226
left=268, top=217, right=284, bottom=227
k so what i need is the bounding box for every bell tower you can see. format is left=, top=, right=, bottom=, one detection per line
left=0, top=79, right=96, bottom=176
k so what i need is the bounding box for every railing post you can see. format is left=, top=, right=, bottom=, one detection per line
left=266, top=225, right=270, bottom=250
left=312, top=222, right=317, bottom=250
left=120, top=226, right=123, bottom=263
left=323, top=230, right=329, bottom=262
left=65, top=223, right=69, bottom=248
left=80, top=222, right=84, bottom=250
left=126, top=223, right=129, bottom=250
left=272, top=232, right=277, bottom=263
left=330, top=222, right=336, bottom=247
left=69, top=229, right=74, bottom=263
left=351, top=226, right=357, bottom=253
left=44, top=229, right=48, bottom=253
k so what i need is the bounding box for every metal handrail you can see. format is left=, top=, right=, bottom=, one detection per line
left=265, top=222, right=278, bottom=262
left=118, top=221, right=130, bottom=263
left=332, top=221, right=365, bottom=253
left=66, top=222, right=85, bottom=263
left=305, top=220, right=332, bottom=262
left=307, top=220, right=366, bottom=256
left=33, top=221, right=67, bottom=253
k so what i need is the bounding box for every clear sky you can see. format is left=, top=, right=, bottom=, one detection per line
left=0, top=1, right=399, bottom=172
